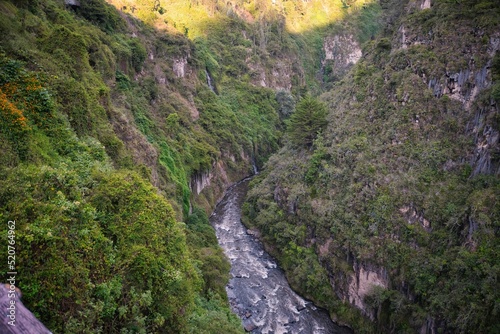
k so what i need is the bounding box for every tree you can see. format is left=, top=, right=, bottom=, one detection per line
left=276, top=90, right=296, bottom=120
left=287, top=95, right=327, bottom=148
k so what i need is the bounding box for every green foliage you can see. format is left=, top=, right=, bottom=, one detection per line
left=491, top=82, right=500, bottom=103
left=355, top=2, right=383, bottom=43
left=305, top=136, right=329, bottom=184
left=354, top=63, right=376, bottom=84
left=0, top=56, right=55, bottom=160
left=0, top=1, right=282, bottom=332
left=491, top=53, right=500, bottom=81
left=128, top=38, right=147, bottom=72
left=275, top=90, right=295, bottom=120
left=218, top=81, right=281, bottom=162
left=283, top=243, right=337, bottom=309
left=78, top=0, right=126, bottom=33
left=115, top=70, right=131, bottom=90
left=243, top=1, right=500, bottom=332
left=194, top=38, right=220, bottom=77
left=287, top=95, right=327, bottom=148
left=188, top=295, right=244, bottom=334
left=0, top=165, right=199, bottom=333
left=9, top=0, right=497, bottom=333
left=43, top=25, right=91, bottom=77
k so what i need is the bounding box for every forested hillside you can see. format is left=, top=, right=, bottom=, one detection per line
left=0, top=0, right=383, bottom=332
left=244, top=0, right=500, bottom=332
left=1, top=0, right=498, bottom=333
left=0, top=0, right=259, bottom=331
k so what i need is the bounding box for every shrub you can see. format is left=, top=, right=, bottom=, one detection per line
left=129, top=38, right=147, bottom=72
left=276, top=90, right=295, bottom=120
left=78, top=0, right=126, bottom=33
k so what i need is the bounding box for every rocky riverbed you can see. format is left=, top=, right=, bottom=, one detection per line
left=210, top=179, right=351, bottom=334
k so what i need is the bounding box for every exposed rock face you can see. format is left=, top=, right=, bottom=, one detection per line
left=322, top=34, right=362, bottom=81
left=396, top=14, right=500, bottom=177
left=398, top=24, right=432, bottom=49
left=427, top=65, right=490, bottom=109
left=425, top=34, right=500, bottom=176
left=168, top=91, right=200, bottom=120
left=64, top=0, right=80, bottom=7
left=110, top=109, right=160, bottom=187
left=173, top=57, right=188, bottom=78
left=400, top=205, right=432, bottom=231
left=228, top=2, right=255, bottom=23
left=191, top=169, right=213, bottom=195
left=244, top=1, right=500, bottom=333
left=399, top=30, right=500, bottom=110
left=247, top=58, right=295, bottom=91
left=347, top=264, right=389, bottom=320
left=271, top=61, right=293, bottom=91
left=394, top=15, right=500, bottom=177
left=190, top=158, right=241, bottom=213
left=420, top=0, right=431, bottom=10
left=468, top=107, right=500, bottom=175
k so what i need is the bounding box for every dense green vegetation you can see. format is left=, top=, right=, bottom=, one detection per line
left=2, top=0, right=497, bottom=333
left=1, top=0, right=378, bottom=332
left=109, top=0, right=383, bottom=94
left=287, top=95, right=327, bottom=148
left=244, top=0, right=500, bottom=332
left=0, top=0, right=295, bottom=332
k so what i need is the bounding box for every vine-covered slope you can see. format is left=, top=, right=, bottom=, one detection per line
left=244, top=0, right=500, bottom=332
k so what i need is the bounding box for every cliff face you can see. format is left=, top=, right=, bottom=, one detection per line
left=244, top=0, right=500, bottom=332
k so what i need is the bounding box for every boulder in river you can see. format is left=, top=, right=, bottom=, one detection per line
left=246, top=229, right=261, bottom=237
left=296, top=304, right=307, bottom=312
left=243, top=321, right=258, bottom=332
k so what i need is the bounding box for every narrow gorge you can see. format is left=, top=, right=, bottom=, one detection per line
left=0, top=0, right=498, bottom=333
left=211, top=178, right=351, bottom=334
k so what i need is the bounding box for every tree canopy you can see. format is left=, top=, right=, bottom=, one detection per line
left=287, top=95, right=327, bottom=148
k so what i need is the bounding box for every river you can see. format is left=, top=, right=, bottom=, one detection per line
left=210, top=178, right=352, bottom=334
